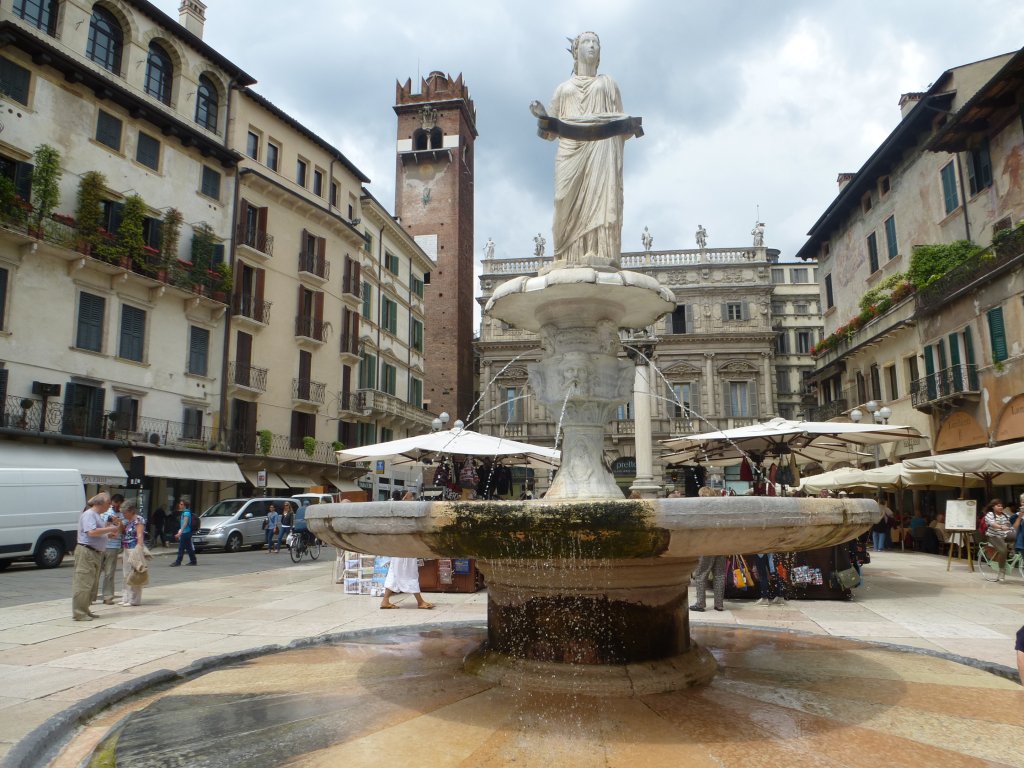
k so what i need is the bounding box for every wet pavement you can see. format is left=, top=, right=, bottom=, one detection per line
left=1, top=548, right=1022, bottom=765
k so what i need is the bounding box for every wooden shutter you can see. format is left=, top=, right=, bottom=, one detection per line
left=720, top=304, right=728, bottom=322
left=0, top=267, right=8, bottom=331
left=236, top=331, right=252, bottom=366
left=353, top=260, right=361, bottom=285
left=342, top=256, right=351, bottom=292
left=245, top=400, right=258, bottom=450
left=748, top=381, right=757, bottom=417
left=189, top=326, right=209, bottom=376
left=740, top=302, right=750, bottom=321
left=684, top=305, right=694, bottom=331
left=88, top=387, right=105, bottom=438
left=987, top=307, right=1007, bottom=362
left=316, top=236, right=326, bottom=260
left=314, top=291, right=324, bottom=326
left=119, top=305, right=145, bottom=361
left=254, top=268, right=265, bottom=304
left=237, top=198, right=251, bottom=228
left=923, top=345, right=936, bottom=399
left=341, top=365, right=351, bottom=400
left=0, top=368, right=8, bottom=414
left=299, top=350, right=312, bottom=381
left=256, top=205, right=268, bottom=235
left=14, top=160, right=33, bottom=200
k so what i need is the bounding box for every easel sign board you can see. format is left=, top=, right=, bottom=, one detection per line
left=945, top=499, right=977, bottom=531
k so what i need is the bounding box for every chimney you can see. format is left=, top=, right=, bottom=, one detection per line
left=898, top=92, right=924, bottom=118
left=178, top=0, right=207, bottom=39
left=836, top=172, right=856, bottom=190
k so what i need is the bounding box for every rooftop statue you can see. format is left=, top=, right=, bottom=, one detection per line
left=530, top=31, right=642, bottom=270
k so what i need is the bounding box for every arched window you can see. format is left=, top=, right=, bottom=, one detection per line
left=144, top=42, right=173, bottom=105
left=195, top=75, right=218, bottom=132
left=14, top=0, right=58, bottom=36
left=86, top=6, right=123, bottom=75
left=412, top=129, right=428, bottom=151
left=429, top=127, right=442, bottom=149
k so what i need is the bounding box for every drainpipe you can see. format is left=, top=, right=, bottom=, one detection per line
left=954, top=153, right=971, bottom=242
left=220, top=162, right=246, bottom=453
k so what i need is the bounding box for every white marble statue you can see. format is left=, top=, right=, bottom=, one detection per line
left=751, top=221, right=765, bottom=247
left=483, top=237, right=495, bottom=259
left=641, top=226, right=653, bottom=252
left=695, top=224, right=708, bottom=249
left=533, top=233, right=546, bottom=257
left=530, top=32, right=642, bottom=270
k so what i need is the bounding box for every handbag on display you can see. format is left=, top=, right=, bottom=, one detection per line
left=831, top=546, right=859, bottom=590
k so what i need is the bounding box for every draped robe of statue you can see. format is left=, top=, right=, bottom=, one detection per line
left=548, top=73, right=627, bottom=268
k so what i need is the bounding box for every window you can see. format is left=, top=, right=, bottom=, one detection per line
left=112, top=395, right=138, bottom=431
left=867, top=232, right=879, bottom=274
left=616, top=400, right=633, bottom=421
left=770, top=268, right=785, bottom=284
left=0, top=56, right=31, bottom=105
left=861, top=192, right=872, bottom=213
left=411, top=275, right=424, bottom=298
left=410, top=378, right=423, bottom=408
left=118, top=304, right=146, bottom=362
left=776, top=331, right=790, bottom=355
left=361, top=281, right=372, bottom=319
left=381, top=296, right=398, bottom=334
left=135, top=132, right=160, bottom=171
left=886, top=364, right=898, bottom=400
left=791, top=268, right=808, bottom=283
left=195, top=75, right=218, bottom=132
left=313, top=169, right=323, bottom=197
left=869, top=364, right=882, bottom=401
left=384, top=251, right=400, bottom=276
left=200, top=166, right=221, bottom=199
left=967, top=141, right=993, bottom=196
left=879, top=175, right=891, bottom=196
left=411, top=318, right=423, bottom=352
left=501, top=386, right=524, bottom=422
left=188, top=326, right=209, bottom=376
left=330, top=182, right=339, bottom=207
left=96, top=110, right=122, bottom=152
left=87, top=7, right=123, bottom=74
left=289, top=411, right=316, bottom=449
left=15, top=0, right=58, bottom=35
left=724, top=302, right=744, bottom=321
left=987, top=306, right=1008, bottom=362
left=296, top=159, right=308, bottom=187
left=266, top=141, right=279, bottom=172
left=357, top=422, right=377, bottom=446
left=770, top=301, right=785, bottom=315
left=144, top=42, right=172, bottom=104
left=246, top=131, right=259, bottom=160
left=776, top=369, right=791, bottom=394
left=671, top=383, right=693, bottom=418
left=793, top=301, right=808, bottom=315
left=725, top=381, right=754, bottom=417
left=183, top=407, right=203, bottom=440
left=795, top=330, right=812, bottom=354
left=76, top=292, right=105, bottom=352
left=381, top=363, right=397, bottom=395
left=884, top=216, right=898, bottom=259
left=0, top=266, right=8, bottom=330
left=940, top=161, right=959, bottom=215
left=359, top=352, right=376, bottom=389
left=671, top=304, right=692, bottom=333
left=906, top=355, right=919, bottom=389
left=824, top=274, right=834, bottom=309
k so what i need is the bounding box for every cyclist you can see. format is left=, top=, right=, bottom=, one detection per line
left=982, top=499, right=1020, bottom=582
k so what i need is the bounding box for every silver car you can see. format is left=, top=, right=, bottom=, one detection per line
left=191, top=497, right=293, bottom=553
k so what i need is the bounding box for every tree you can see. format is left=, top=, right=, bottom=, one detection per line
left=75, top=171, right=107, bottom=250
left=118, top=194, right=147, bottom=268
left=30, top=144, right=62, bottom=229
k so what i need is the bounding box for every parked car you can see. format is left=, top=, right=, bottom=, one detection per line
left=192, top=497, right=293, bottom=553
left=291, top=493, right=335, bottom=506
left=0, top=468, right=85, bottom=569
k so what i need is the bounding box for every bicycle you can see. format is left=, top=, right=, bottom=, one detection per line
left=288, top=529, right=322, bottom=563
left=976, top=539, right=1024, bottom=581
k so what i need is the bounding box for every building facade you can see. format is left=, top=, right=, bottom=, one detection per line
left=800, top=49, right=1024, bottom=460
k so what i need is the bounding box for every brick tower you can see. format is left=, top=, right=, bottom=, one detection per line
left=394, top=72, right=478, bottom=423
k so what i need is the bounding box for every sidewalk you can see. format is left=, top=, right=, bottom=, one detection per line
left=0, top=548, right=1021, bottom=762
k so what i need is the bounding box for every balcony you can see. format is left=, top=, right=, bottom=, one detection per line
left=916, top=245, right=1023, bottom=316
left=229, top=428, right=338, bottom=464
left=229, top=361, right=268, bottom=393
left=911, top=364, right=980, bottom=413
left=339, top=332, right=360, bottom=358
left=295, top=316, right=328, bottom=344
left=236, top=225, right=274, bottom=258
left=293, top=378, right=327, bottom=405
left=341, top=274, right=362, bottom=298
left=335, top=390, right=363, bottom=416
left=359, top=389, right=435, bottom=430
left=231, top=293, right=272, bottom=326
left=298, top=252, right=330, bottom=281
left=807, top=398, right=849, bottom=422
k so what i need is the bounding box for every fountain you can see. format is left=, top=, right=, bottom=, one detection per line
left=309, top=31, right=876, bottom=695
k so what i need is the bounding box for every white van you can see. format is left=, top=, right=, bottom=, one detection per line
left=291, top=493, right=335, bottom=506
left=0, top=468, right=86, bottom=570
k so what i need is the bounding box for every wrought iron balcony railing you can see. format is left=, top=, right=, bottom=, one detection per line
left=293, top=378, right=327, bottom=405
left=295, top=316, right=329, bottom=343
left=806, top=398, right=849, bottom=422
left=341, top=274, right=362, bottom=298
left=298, top=252, right=330, bottom=280
left=235, top=225, right=274, bottom=257
left=229, top=361, right=269, bottom=392
left=231, top=293, right=272, bottom=324
left=339, top=332, right=360, bottom=356
left=910, top=364, right=980, bottom=410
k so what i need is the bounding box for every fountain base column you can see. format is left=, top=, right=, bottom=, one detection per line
left=469, top=557, right=717, bottom=694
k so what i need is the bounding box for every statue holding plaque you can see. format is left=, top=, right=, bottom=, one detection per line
left=530, top=31, right=643, bottom=271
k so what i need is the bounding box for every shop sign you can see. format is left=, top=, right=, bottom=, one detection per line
left=611, top=457, right=636, bottom=477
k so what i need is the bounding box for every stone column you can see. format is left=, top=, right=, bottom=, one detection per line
left=628, top=342, right=660, bottom=498
left=704, top=352, right=716, bottom=415
left=762, top=351, right=774, bottom=418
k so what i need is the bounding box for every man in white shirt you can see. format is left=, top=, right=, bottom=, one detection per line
left=72, top=493, right=120, bottom=621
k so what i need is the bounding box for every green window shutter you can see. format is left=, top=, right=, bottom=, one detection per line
left=948, top=332, right=962, bottom=391
left=77, top=292, right=105, bottom=352
left=962, top=325, right=975, bottom=365
left=923, top=346, right=936, bottom=399
left=987, top=307, right=1008, bottom=362
left=940, top=163, right=958, bottom=214
left=189, top=326, right=210, bottom=376
left=119, top=305, right=146, bottom=362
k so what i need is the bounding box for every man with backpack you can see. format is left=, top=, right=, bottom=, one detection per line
left=169, top=499, right=198, bottom=567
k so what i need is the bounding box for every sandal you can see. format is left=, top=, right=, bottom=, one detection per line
left=379, top=603, right=399, bottom=609
left=417, top=602, right=435, bottom=610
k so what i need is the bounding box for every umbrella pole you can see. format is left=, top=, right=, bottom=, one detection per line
left=897, top=490, right=905, bottom=551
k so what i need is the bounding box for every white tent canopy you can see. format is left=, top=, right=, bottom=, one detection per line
left=335, top=427, right=560, bottom=468
left=798, top=462, right=981, bottom=494
left=904, top=442, right=1024, bottom=487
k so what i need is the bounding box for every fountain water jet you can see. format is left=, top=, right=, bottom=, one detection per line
left=310, top=31, right=875, bottom=695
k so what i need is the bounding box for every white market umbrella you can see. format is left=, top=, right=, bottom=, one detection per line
left=335, top=426, right=561, bottom=469
left=904, top=442, right=1024, bottom=495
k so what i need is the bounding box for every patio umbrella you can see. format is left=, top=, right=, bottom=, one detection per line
left=334, top=426, right=561, bottom=469
left=904, top=442, right=1024, bottom=497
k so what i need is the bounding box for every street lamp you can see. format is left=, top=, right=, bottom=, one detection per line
left=850, top=401, right=890, bottom=467
left=431, top=411, right=451, bottom=432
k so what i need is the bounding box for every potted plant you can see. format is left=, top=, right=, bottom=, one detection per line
left=331, top=440, right=344, bottom=452
left=159, top=207, right=182, bottom=281
left=257, top=429, right=273, bottom=456
left=0, top=176, right=19, bottom=225
left=30, top=144, right=62, bottom=236
left=190, top=223, right=216, bottom=293
left=117, top=194, right=147, bottom=271
left=75, top=171, right=107, bottom=256
left=211, top=262, right=232, bottom=302
left=302, top=436, right=316, bottom=457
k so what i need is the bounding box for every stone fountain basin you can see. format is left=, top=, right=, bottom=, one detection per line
left=308, top=497, right=878, bottom=560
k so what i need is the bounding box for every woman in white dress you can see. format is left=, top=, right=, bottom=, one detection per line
left=380, top=491, right=434, bottom=609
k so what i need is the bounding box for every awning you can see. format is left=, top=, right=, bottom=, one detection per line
left=0, top=441, right=127, bottom=484
left=322, top=477, right=361, bottom=492
left=277, top=472, right=320, bottom=489
left=133, top=451, right=245, bottom=483
left=242, top=469, right=287, bottom=489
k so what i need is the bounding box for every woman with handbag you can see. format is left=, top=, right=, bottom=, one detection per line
left=982, top=499, right=1020, bottom=582
left=265, top=504, right=281, bottom=554
left=119, top=500, right=148, bottom=606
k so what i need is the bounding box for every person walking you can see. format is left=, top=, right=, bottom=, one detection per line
left=983, top=499, right=1020, bottom=582
left=119, top=500, right=147, bottom=606
left=871, top=497, right=893, bottom=552
left=151, top=506, right=167, bottom=548
left=71, top=493, right=120, bottom=621
left=379, top=556, right=434, bottom=610
left=278, top=502, right=294, bottom=553
left=93, top=493, right=124, bottom=605
left=265, top=503, right=281, bottom=553
left=169, top=499, right=198, bottom=567
left=689, top=555, right=727, bottom=612
left=752, top=553, right=786, bottom=605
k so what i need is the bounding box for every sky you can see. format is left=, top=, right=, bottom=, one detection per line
left=164, top=1, right=1023, bottom=269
